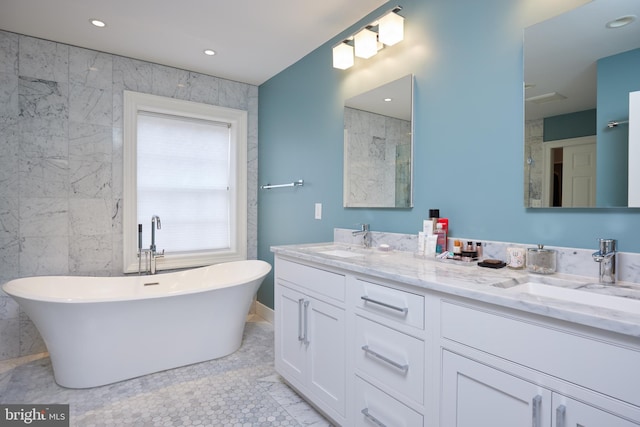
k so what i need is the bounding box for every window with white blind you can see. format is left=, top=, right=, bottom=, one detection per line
left=122, top=91, right=247, bottom=273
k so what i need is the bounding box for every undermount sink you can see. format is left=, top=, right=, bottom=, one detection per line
left=317, top=249, right=365, bottom=258
left=503, top=282, right=640, bottom=314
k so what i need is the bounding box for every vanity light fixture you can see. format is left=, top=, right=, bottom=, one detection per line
left=332, top=42, right=354, bottom=70
left=90, top=19, right=106, bottom=28
left=354, top=28, right=378, bottom=59
left=378, top=9, right=404, bottom=46
left=332, top=5, right=404, bottom=70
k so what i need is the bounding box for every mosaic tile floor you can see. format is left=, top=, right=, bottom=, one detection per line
left=0, top=318, right=332, bottom=427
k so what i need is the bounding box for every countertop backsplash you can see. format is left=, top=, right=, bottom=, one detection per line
left=334, top=228, right=640, bottom=285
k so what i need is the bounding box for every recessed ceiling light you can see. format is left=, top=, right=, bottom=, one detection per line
left=90, top=19, right=106, bottom=28
left=384, top=98, right=392, bottom=102
left=203, top=49, right=216, bottom=56
left=606, top=15, right=636, bottom=29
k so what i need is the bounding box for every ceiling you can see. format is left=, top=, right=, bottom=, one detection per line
left=0, top=0, right=388, bottom=86
left=525, top=0, right=640, bottom=120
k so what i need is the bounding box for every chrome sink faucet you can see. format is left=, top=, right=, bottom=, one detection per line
left=352, top=224, right=372, bottom=248
left=592, top=238, right=616, bottom=284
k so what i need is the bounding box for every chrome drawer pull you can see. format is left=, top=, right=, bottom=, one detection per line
left=297, top=298, right=305, bottom=342
left=361, top=408, right=387, bottom=427
left=556, top=404, right=566, bottom=427
left=360, top=296, right=408, bottom=314
left=303, top=300, right=310, bottom=345
left=532, top=395, right=542, bottom=427
left=361, top=345, right=409, bottom=372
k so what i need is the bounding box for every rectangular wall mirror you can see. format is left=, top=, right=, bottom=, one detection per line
left=524, top=0, right=640, bottom=208
left=343, top=74, right=414, bottom=208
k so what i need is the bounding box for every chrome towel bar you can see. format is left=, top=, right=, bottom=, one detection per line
left=260, top=179, right=304, bottom=190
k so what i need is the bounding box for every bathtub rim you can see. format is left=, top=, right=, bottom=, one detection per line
left=2, top=259, right=272, bottom=304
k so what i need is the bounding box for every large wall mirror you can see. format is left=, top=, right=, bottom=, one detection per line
left=344, top=74, right=414, bottom=208
left=524, top=0, right=640, bottom=208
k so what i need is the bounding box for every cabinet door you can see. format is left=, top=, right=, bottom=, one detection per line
left=274, top=284, right=307, bottom=385
left=441, top=351, right=552, bottom=427
left=307, top=297, right=346, bottom=416
left=553, top=395, right=640, bottom=427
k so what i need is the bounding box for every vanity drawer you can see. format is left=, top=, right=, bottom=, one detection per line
left=354, top=376, right=423, bottom=427
left=354, top=315, right=425, bottom=405
left=276, top=258, right=345, bottom=302
left=441, top=300, right=640, bottom=407
left=353, top=278, right=424, bottom=329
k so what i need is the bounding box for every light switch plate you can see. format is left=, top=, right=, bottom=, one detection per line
left=314, top=203, right=322, bottom=220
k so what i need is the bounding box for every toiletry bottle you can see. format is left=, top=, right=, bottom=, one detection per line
left=476, top=242, right=483, bottom=260
left=437, top=218, right=449, bottom=251
left=435, top=223, right=447, bottom=254
left=429, top=209, right=439, bottom=233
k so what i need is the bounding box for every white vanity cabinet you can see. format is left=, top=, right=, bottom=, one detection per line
left=272, top=247, right=640, bottom=427
left=439, top=300, right=640, bottom=427
left=274, top=258, right=347, bottom=424
left=348, top=276, right=427, bottom=426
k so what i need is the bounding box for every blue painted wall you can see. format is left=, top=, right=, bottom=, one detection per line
left=597, top=48, right=640, bottom=206
left=543, top=109, right=596, bottom=142
left=257, top=0, right=640, bottom=308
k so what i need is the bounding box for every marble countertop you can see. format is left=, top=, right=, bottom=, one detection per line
left=271, top=242, right=640, bottom=338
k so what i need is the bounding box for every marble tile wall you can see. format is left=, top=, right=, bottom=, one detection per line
left=334, top=228, right=640, bottom=284
left=0, top=31, right=259, bottom=360
left=344, top=107, right=411, bottom=207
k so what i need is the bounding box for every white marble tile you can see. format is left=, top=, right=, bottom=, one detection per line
left=0, top=196, right=19, bottom=241
left=19, top=197, right=68, bottom=238
left=69, top=123, right=112, bottom=198
left=0, top=237, right=19, bottom=285
left=113, top=56, right=153, bottom=93
left=18, top=76, right=68, bottom=119
left=151, top=64, right=190, bottom=99
left=18, top=77, right=69, bottom=159
left=19, top=116, right=69, bottom=160
left=111, top=230, right=123, bottom=275
left=18, top=36, right=68, bottom=83
left=0, top=72, right=18, bottom=118
left=18, top=235, right=69, bottom=276
left=187, top=72, right=220, bottom=105
left=69, top=84, right=112, bottom=126
left=0, top=295, right=19, bottom=320
left=111, top=127, right=123, bottom=200
left=19, top=157, right=69, bottom=197
left=0, top=31, right=19, bottom=75
left=0, top=119, right=19, bottom=201
left=219, top=79, right=249, bottom=110
left=69, top=234, right=113, bottom=274
left=69, top=198, right=112, bottom=236
left=0, top=317, right=19, bottom=359
left=69, top=46, right=113, bottom=90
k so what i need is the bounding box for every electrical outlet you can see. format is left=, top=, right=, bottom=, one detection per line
left=314, top=203, right=322, bottom=220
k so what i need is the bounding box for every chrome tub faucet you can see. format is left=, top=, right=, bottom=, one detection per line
left=149, top=215, right=164, bottom=275
left=138, top=215, right=164, bottom=275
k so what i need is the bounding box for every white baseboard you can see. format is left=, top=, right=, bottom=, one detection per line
left=253, top=301, right=274, bottom=324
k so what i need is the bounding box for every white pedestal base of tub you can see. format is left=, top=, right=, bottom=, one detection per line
left=3, top=260, right=271, bottom=388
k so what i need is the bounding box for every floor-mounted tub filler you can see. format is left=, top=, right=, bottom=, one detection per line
left=3, top=260, right=271, bottom=388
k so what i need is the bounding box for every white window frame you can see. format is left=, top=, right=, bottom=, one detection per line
left=122, top=91, right=247, bottom=273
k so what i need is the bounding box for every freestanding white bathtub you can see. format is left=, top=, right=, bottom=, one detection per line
left=2, top=260, right=271, bottom=388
